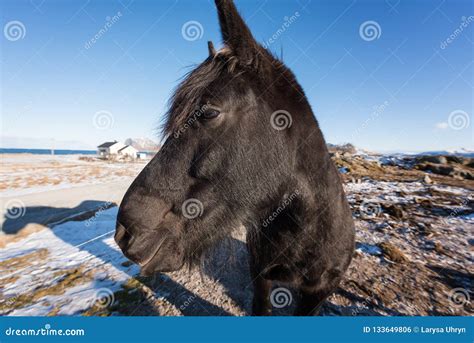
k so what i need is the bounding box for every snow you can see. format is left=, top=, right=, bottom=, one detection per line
left=356, top=242, right=382, bottom=256
left=0, top=207, right=138, bottom=316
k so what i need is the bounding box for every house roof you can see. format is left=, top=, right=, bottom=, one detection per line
left=118, top=145, right=137, bottom=152
left=97, top=141, right=118, bottom=148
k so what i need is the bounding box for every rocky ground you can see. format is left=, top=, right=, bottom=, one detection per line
left=0, top=149, right=472, bottom=316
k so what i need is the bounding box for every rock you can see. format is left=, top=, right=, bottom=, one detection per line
left=417, top=155, right=448, bottom=164
left=452, top=169, right=474, bottom=180
left=382, top=204, right=405, bottom=219
left=416, top=162, right=454, bottom=176
left=445, top=155, right=464, bottom=164
left=414, top=222, right=434, bottom=236
left=379, top=242, right=409, bottom=263
left=415, top=160, right=473, bottom=180
left=423, top=174, right=433, bottom=184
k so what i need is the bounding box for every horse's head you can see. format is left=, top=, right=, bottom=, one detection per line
left=115, top=0, right=322, bottom=275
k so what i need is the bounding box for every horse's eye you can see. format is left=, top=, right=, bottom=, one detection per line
left=202, top=109, right=220, bottom=120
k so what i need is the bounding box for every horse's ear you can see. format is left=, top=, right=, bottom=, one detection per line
left=214, top=0, right=260, bottom=64
left=208, top=41, right=216, bottom=57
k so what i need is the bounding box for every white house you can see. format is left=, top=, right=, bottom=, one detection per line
left=117, top=145, right=138, bottom=158
left=97, top=141, right=138, bottom=159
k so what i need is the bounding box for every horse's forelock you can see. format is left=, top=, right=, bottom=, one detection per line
left=162, top=50, right=240, bottom=137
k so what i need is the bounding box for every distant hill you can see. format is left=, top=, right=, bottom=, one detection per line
left=327, top=143, right=357, bottom=154
left=327, top=143, right=473, bottom=158
left=124, top=138, right=160, bottom=152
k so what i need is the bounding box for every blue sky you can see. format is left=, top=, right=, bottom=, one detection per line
left=1, top=0, right=473, bottom=152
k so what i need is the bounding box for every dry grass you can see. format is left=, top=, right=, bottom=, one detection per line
left=0, top=224, right=47, bottom=249
left=0, top=154, right=146, bottom=192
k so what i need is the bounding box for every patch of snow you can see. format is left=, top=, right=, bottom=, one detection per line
left=356, top=242, right=382, bottom=256
left=0, top=207, right=139, bottom=316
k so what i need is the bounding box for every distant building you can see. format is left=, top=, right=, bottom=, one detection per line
left=97, top=141, right=138, bottom=159
left=118, top=145, right=138, bottom=158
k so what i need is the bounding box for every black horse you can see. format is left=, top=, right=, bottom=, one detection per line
left=115, top=0, right=355, bottom=316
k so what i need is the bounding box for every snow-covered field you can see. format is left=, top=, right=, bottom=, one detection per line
left=0, top=207, right=137, bottom=315
left=0, top=154, right=146, bottom=315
